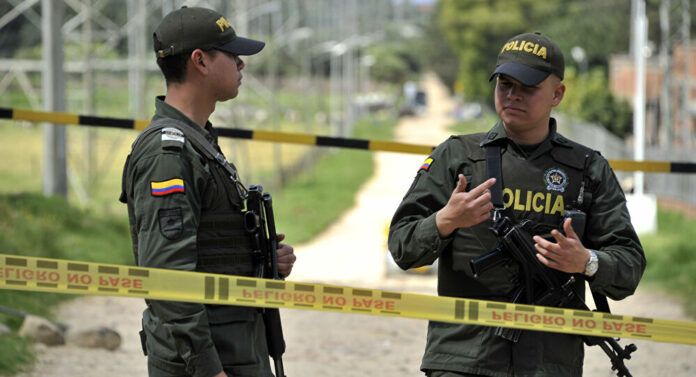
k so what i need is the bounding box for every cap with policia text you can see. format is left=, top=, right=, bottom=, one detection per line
left=489, top=32, right=564, bottom=86
left=153, top=6, right=265, bottom=58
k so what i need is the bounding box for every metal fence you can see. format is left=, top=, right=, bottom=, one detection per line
left=557, top=113, right=696, bottom=206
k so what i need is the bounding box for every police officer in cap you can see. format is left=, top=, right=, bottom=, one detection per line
left=120, top=6, right=296, bottom=377
left=388, top=32, right=645, bottom=376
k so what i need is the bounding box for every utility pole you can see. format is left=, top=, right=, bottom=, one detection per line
left=632, top=0, right=647, bottom=197
left=659, top=0, right=673, bottom=147
left=42, top=0, right=67, bottom=198
left=678, top=0, right=691, bottom=147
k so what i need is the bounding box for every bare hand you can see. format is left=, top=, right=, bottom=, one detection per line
left=275, top=233, right=296, bottom=278
left=533, top=218, right=591, bottom=273
left=435, top=174, right=496, bottom=237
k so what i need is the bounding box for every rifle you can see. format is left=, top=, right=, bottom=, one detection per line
left=470, top=213, right=637, bottom=377
left=244, top=185, right=287, bottom=377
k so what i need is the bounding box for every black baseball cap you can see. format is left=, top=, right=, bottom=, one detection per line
left=153, top=6, right=265, bottom=58
left=489, top=32, right=564, bottom=86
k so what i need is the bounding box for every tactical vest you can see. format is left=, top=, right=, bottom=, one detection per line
left=437, top=134, right=596, bottom=300
left=120, top=118, right=257, bottom=280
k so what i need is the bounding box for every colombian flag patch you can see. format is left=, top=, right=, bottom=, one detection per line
left=420, top=157, right=433, bottom=171
left=151, top=178, right=185, bottom=196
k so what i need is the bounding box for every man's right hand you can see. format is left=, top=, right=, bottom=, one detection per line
left=435, top=174, right=496, bottom=238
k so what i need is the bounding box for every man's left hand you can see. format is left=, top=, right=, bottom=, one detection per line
left=533, top=218, right=590, bottom=274
left=275, top=233, right=296, bottom=277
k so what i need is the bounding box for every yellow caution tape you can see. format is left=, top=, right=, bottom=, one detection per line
left=2, top=107, right=695, bottom=173
left=2, top=254, right=695, bottom=345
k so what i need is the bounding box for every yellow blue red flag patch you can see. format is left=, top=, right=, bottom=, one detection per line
left=151, top=178, right=185, bottom=196
left=420, top=157, right=433, bottom=171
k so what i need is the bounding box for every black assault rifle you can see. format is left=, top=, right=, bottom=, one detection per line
left=470, top=213, right=637, bottom=377
left=245, top=185, right=287, bottom=377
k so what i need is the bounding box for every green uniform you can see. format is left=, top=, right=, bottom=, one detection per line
left=120, top=97, right=273, bottom=377
left=388, top=119, right=645, bottom=377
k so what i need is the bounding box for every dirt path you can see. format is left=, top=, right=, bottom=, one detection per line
left=16, top=74, right=695, bottom=377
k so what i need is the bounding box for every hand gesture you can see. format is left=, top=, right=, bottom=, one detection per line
left=533, top=218, right=591, bottom=273
left=435, top=174, right=496, bottom=237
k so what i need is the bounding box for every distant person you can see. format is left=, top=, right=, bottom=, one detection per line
left=120, top=6, right=295, bottom=377
left=388, top=32, right=645, bottom=376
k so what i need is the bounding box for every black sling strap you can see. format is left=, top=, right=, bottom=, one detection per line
left=483, top=143, right=612, bottom=314
left=130, top=118, right=248, bottom=200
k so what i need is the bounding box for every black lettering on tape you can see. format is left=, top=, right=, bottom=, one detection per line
left=37, top=260, right=58, bottom=269
left=324, top=287, right=343, bottom=294
left=205, top=276, right=215, bottom=299
left=469, top=301, right=479, bottom=321
left=68, top=263, right=89, bottom=272
left=351, top=308, right=371, bottom=312
left=238, top=279, right=256, bottom=287
left=603, top=313, right=623, bottom=320
left=634, top=317, right=653, bottom=324
left=128, top=268, right=149, bottom=277
left=98, top=266, right=119, bottom=274
left=381, top=310, right=400, bottom=315
left=455, top=300, right=465, bottom=320
left=487, top=302, right=506, bottom=310
left=219, top=278, right=229, bottom=301
left=382, top=292, right=401, bottom=299
left=294, top=284, right=314, bottom=292
left=266, top=281, right=284, bottom=290
left=6, top=257, right=27, bottom=266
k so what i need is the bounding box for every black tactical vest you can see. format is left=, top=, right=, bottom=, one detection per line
left=437, top=133, right=595, bottom=300
left=120, top=119, right=257, bottom=278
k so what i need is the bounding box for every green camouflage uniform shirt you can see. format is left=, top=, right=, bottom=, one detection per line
left=388, top=119, right=645, bottom=377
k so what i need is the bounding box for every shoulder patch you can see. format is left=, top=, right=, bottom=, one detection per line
left=151, top=178, right=185, bottom=196
left=420, top=156, right=433, bottom=172
left=161, top=127, right=185, bottom=149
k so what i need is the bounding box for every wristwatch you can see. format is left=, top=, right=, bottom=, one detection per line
left=584, top=249, right=599, bottom=277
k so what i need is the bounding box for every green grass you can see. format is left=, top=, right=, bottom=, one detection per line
left=640, top=209, right=696, bottom=317
left=274, top=116, right=396, bottom=244
left=0, top=335, right=33, bottom=375
left=0, top=193, right=132, bottom=375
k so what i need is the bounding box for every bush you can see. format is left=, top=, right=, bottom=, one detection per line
left=560, top=67, right=633, bottom=138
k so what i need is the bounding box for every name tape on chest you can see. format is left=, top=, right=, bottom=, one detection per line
left=1, top=254, right=695, bottom=346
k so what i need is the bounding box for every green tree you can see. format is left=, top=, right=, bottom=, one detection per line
left=437, top=0, right=562, bottom=101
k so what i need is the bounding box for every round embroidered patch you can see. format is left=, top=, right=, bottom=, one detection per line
left=544, top=167, right=569, bottom=193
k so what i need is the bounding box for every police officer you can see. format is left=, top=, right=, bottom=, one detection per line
left=388, top=32, right=645, bottom=377
left=120, top=6, right=296, bottom=377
